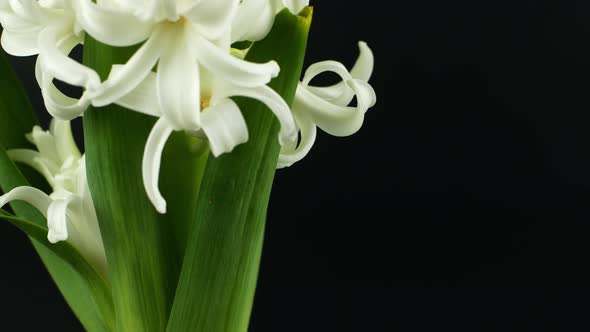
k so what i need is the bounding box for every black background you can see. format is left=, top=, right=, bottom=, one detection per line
left=3, top=1, right=590, bottom=331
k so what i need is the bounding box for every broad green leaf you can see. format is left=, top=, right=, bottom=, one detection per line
left=166, top=8, right=313, bottom=332
left=83, top=37, right=207, bottom=331
left=0, top=51, right=112, bottom=332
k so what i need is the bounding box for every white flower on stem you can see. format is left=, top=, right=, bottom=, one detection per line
left=278, top=42, right=377, bottom=168
left=0, top=120, right=107, bottom=277
left=0, top=0, right=101, bottom=120
left=115, top=66, right=296, bottom=214
left=70, top=0, right=298, bottom=213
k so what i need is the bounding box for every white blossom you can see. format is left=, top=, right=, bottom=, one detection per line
left=65, top=0, right=298, bottom=212
left=278, top=42, right=377, bottom=167
left=0, top=0, right=376, bottom=215
left=0, top=0, right=101, bottom=120
left=0, top=120, right=107, bottom=277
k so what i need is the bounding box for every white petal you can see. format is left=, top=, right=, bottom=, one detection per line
left=277, top=113, right=316, bottom=168
left=350, top=79, right=377, bottom=112
left=38, top=28, right=99, bottom=90
left=200, top=98, right=248, bottom=157
left=301, top=60, right=352, bottom=87
left=142, top=117, right=173, bottom=214
left=156, top=24, right=200, bottom=129
left=72, top=0, right=154, bottom=47
left=39, top=0, right=64, bottom=9
left=293, top=79, right=376, bottom=137
left=113, top=69, right=161, bottom=117
left=350, top=42, right=374, bottom=82
left=0, top=7, right=39, bottom=31
left=183, top=0, right=239, bottom=40
left=231, top=0, right=275, bottom=43
left=46, top=195, right=75, bottom=243
left=0, top=186, right=51, bottom=218
left=279, top=0, right=308, bottom=14
left=301, top=60, right=353, bottom=105
left=89, top=27, right=164, bottom=107
left=38, top=66, right=93, bottom=120
left=217, top=84, right=297, bottom=145
left=196, top=35, right=279, bottom=88
left=51, top=119, right=82, bottom=162
left=8, top=0, right=61, bottom=26
left=120, top=0, right=175, bottom=22
left=0, top=29, right=40, bottom=56
left=7, top=149, right=58, bottom=186
left=28, top=125, right=59, bottom=162
left=305, top=42, right=375, bottom=106
left=8, top=0, right=61, bottom=25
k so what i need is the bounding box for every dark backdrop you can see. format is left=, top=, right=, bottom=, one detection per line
left=3, top=1, right=590, bottom=331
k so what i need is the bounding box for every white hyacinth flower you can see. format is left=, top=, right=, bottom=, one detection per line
left=0, top=120, right=107, bottom=277
left=68, top=0, right=299, bottom=213
left=278, top=42, right=377, bottom=168
left=1, top=0, right=376, bottom=214
left=0, top=0, right=101, bottom=120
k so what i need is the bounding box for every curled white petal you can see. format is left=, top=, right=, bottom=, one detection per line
left=350, top=42, right=374, bottom=82
left=37, top=62, right=93, bottom=120
left=305, top=42, right=375, bottom=105
left=0, top=186, right=51, bottom=218
left=142, top=117, right=174, bottom=214
left=218, top=84, right=297, bottom=145
left=89, top=27, right=164, bottom=107
left=35, top=27, right=96, bottom=120
left=293, top=79, right=376, bottom=137
left=38, top=28, right=98, bottom=90
left=277, top=113, right=317, bottom=168
left=46, top=195, right=75, bottom=243
left=195, top=35, right=279, bottom=88
left=200, top=98, right=248, bottom=157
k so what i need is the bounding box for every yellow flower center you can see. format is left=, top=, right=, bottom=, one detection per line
left=200, top=98, right=210, bottom=110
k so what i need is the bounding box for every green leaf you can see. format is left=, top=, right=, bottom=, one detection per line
left=0, top=51, right=113, bottom=332
left=82, top=37, right=207, bottom=331
left=0, top=147, right=114, bottom=332
left=0, top=50, right=50, bottom=192
left=0, top=208, right=114, bottom=330
left=166, top=8, right=313, bottom=332
left=0, top=50, right=37, bottom=150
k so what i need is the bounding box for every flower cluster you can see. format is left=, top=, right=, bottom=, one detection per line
left=0, top=120, right=107, bottom=276
left=0, top=0, right=375, bottom=248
